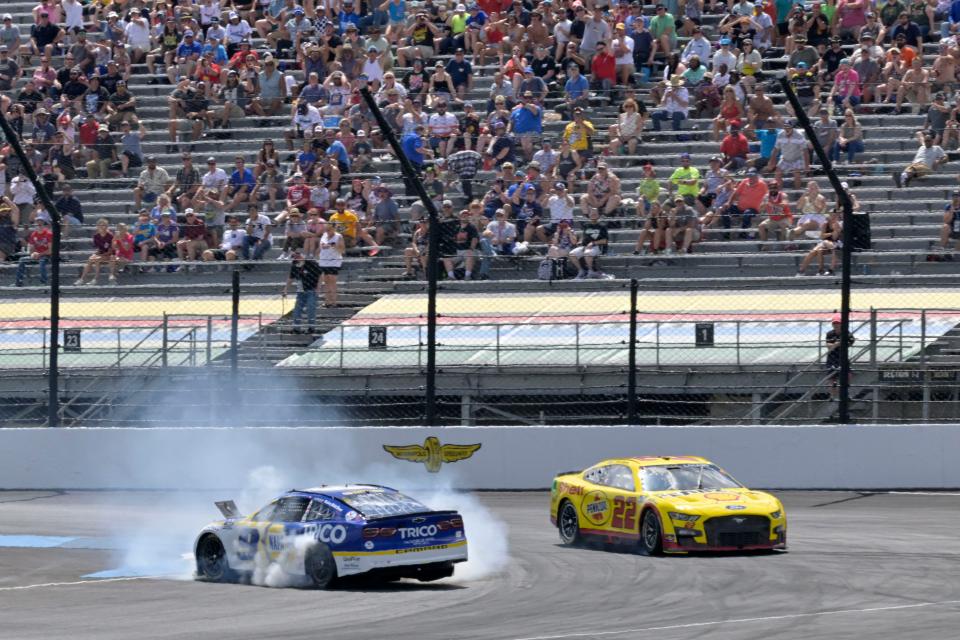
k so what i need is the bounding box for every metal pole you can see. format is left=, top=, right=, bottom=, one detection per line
left=779, top=78, right=854, bottom=423
left=231, top=270, right=239, bottom=377
left=870, top=307, right=877, bottom=367
left=206, top=315, right=212, bottom=364
left=627, top=279, right=638, bottom=424
left=0, top=112, right=64, bottom=427
left=358, top=87, right=441, bottom=425
left=162, top=313, right=169, bottom=368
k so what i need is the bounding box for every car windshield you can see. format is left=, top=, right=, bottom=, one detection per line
left=337, top=488, right=429, bottom=518
left=639, top=464, right=742, bottom=492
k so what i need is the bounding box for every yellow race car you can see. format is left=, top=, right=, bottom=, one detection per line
left=550, top=456, right=786, bottom=554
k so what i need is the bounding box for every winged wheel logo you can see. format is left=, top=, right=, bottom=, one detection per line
left=383, top=437, right=481, bottom=473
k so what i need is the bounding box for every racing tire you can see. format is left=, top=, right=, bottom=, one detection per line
left=195, top=534, right=234, bottom=582
left=639, top=510, right=663, bottom=556
left=305, top=542, right=337, bottom=589
left=557, top=500, right=582, bottom=546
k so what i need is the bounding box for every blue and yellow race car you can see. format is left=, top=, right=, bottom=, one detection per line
left=195, top=485, right=468, bottom=588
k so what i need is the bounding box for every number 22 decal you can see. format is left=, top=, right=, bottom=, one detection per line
left=611, top=496, right=638, bottom=530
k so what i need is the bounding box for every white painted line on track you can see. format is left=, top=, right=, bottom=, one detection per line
left=510, top=599, right=960, bottom=640
left=0, top=576, right=161, bottom=592
left=884, top=491, right=960, bottom=496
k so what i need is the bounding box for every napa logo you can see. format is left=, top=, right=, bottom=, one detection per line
left=383, top=436, right=481, bottom=473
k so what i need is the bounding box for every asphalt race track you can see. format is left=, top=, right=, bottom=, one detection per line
left=2, top=491, right=960, bottom=640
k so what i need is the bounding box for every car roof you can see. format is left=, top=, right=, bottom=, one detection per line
left=292, top=484, right=397, bottom=499
left=599, top=456, right=712, bottom=468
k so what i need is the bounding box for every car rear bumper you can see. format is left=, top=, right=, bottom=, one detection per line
left=333, top=539, right=468, bottom=577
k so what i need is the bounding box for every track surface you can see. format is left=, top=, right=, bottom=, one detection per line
left=2, top=490, right=960, bottom=640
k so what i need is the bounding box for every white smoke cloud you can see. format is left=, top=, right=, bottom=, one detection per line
left=102, top=452, right=510, bottom=587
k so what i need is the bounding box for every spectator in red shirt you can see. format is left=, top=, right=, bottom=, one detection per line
left=286, top=173, right=311, bottom=210
left=478, top=0, right=510, bottom=17
left=589, top=41, right=617, bottom=104
left=16, top=218, right=52, bottom=286
left=719, top=121, right=749, bottom=170
left=757, top=181, right=794, bottom=245
left=74, top=218, right=114, bottom=285
left=109, top=222, right=135, bottom=284
left=177, top=208, right=209, bottom=266
left=721, top=168, right=768, bottom=239
left=193, top=53, right=222, bottom=94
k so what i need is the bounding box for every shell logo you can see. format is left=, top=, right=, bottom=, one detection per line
left=702, top=492, right=741, bottom=502
left=581, top=490, right=611, bottom=526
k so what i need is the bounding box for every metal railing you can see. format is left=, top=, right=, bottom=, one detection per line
left=2, top=310, right=949, bottom=375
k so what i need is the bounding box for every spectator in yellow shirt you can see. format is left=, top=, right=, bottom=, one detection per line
left=562, top=108, right=596, bottom=158
left=328, top=198, right=381, bottom=255
left=668, top=152, right=700, bottom=205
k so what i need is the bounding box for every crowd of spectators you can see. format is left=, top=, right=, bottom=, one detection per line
left=1, top=0, right=960, bottom=295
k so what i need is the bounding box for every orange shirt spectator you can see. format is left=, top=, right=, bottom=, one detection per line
left=732, top=175, right=769, bottom=211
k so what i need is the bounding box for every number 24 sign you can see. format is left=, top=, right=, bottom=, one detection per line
left=611, top=496, right=638, bottom=530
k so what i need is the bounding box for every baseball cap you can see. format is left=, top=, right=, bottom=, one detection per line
left=2, top=13, right=11, bottom=20
left=831, top=314, right=842, bottom=324
left=183, top=29, right=194, bottom=36
left=679, top=152, right=690, bottom=159
left=206, top=156, right=216, bottom=163
left=719, top=37, right=731, bottom=45
left=746, top=167, right=758, bottom=176
left=555, top=182, right=566, bottom=189
left=293, top=6, right=304, bottom=13
left=185, top=208, right=196, bottom=215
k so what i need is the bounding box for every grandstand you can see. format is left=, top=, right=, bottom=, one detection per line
left=2, top=0, right=960, bottom=426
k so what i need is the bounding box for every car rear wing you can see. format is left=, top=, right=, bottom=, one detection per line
left=215, top=500, right=241, bottom=518
left=363, top=509, right=459, bottom=522
left=554, top=470, right=581, bottom=478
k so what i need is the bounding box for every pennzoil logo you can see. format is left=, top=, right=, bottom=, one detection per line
left=581, top=490, right=611, bottom=525
left=383, top=437, right=481, bottom=473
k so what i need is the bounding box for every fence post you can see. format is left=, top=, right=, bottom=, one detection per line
left=627, top=279, right=638, bottom=424
left=920, top=310, right=927, bottom=365
left=0, top=112, right=62, bottom=427
left=869, top=307, right=877, bottom=367
left=162, top=313, right=168, bottom=368
left=206, top=315, right=212, bottom=364
left=231, top=270, right=240, bottom=377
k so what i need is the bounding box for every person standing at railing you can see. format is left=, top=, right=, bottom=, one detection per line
left=317, top=225, right=345, bottom=308
left=15, top=218, right=51, bottom=287
left=282, top=250, right=322, bottom=334
left=826, top=314, right=856, bottom=401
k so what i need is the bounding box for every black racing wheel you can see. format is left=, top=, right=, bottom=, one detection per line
left=196, top=534, right=233, bottom=582
left=640, top=510, right=663, bottom=555
left=558, top=500, right=582, bottom=546
left=305, top=542, right=337, bottom=589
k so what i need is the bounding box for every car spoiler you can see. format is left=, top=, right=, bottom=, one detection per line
left=215, top=500, right=241, bottom=518
left=555, top=470, right=581, bottom=477
left=363, top=509, right=460, bottom=522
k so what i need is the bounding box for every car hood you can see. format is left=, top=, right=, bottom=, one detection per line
left=651, top=489, right=780, bottom=512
